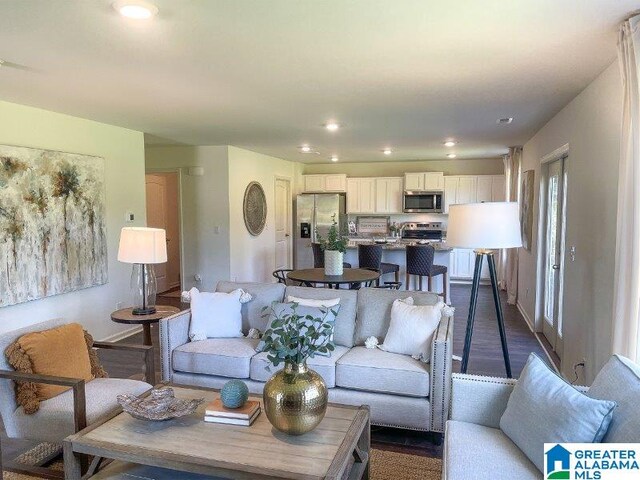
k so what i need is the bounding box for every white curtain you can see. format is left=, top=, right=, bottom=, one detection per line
left=612, top=15, right=640, bottom=361
left=499, top=146, right=521, bottom=305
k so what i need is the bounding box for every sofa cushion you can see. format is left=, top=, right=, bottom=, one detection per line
left=216, top=281, right=285, bottom=333
left=336, top=346, right=430, bottom=397
left=173, top=338, right=259, bottom=378
left=285, top=286, right=357, bottom=347
left=13, top=378, right=151, bottom=443
left=354, top=288, right=440, bottom=345
left=500, top=354, right=616, bottom=472
left=444, top=420, right=539, bottom=480
left=588, top=354, right=640, bottom=443
left=250, top=345, right=350, bottom=387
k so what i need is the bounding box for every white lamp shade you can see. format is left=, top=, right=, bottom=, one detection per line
left=447, top=202, right=523, bottom=249
left=117, top=227, right=167, bottom=264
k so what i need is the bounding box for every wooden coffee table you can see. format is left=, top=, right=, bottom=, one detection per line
left=63, top=385, right=370, bottom=480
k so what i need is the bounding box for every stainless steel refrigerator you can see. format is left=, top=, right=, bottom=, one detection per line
left=295, top=193, right=347, bottom=269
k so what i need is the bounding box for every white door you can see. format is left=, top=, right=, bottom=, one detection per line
left=542, top=158, right=567, bottom=358
left=145, top=174, right=169, bottom=293
left=274, top=178, right=292, bottom=271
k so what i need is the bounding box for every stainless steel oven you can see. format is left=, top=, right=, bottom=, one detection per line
left=403, top=191, right=444, bottom=213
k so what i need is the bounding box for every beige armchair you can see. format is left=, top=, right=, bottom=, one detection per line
left=0, top=318, right=154, bottom=478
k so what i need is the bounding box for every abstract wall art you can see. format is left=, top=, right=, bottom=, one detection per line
left=0, top=145, right=107, bottom=307
left=520, top=169, right=535, bottom=252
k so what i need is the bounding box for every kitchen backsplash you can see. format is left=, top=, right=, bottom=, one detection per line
left=347, top=213, right=448, bottom=235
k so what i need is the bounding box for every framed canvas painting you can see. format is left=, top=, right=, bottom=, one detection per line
left=520, top=169, right=535, bottom=251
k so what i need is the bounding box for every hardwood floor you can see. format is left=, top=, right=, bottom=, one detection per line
left=1, top=284, right=545, bottom=465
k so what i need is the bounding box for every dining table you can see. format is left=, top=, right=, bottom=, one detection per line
left=287, top=268, right=380, bottom=289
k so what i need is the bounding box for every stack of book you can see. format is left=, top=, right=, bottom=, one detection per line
left=204, top=398, right=261, bottom=426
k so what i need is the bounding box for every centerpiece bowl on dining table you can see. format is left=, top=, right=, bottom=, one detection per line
left=117, top=387, right=204, bottom=421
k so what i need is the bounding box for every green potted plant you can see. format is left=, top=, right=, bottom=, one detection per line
left=260, top=302, right=337, bottom=435
left=316, top=214, right=347, bottom=275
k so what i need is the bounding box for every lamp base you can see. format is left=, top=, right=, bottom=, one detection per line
left=132, top=306, right=157, bottom=316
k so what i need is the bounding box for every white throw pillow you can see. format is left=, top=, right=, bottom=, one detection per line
left=380, top=298, right=443, bottom=360
left=188, top=287, right=245, bottom=341
left=286, top=295, right=341, bottom=308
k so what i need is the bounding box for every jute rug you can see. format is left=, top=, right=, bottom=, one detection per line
left=3, top=444, right=442, bottom=480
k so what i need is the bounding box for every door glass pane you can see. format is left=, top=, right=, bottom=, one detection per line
left=544, top=172, right=560, bottom=322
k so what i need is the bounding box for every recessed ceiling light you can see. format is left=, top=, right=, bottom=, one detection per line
left=447, top=153, right=457, bottom=159
left=299, top=145, right=311, bottom=153
left=330, top=155, right=339, bottom=162
left=113, top=1, right=158, bottom=19
left=497, top=117, right=513, bottom=125
left=324, top=122, right=340, bottom=131
left=383, top=149, right=392, bottom=155
left=443, top=140, right=456, bottom=147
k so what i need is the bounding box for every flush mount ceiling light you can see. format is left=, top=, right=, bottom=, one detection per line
left=497, top=117, right=513, bottom=125
left=113, top=1, right=158, bottom=19
left=382, top=148, right=392, bottom=155
left=324, top=122, right=341, bottom=131
left=299, top=145, right=312, bottom=153
left=330, top=155, right=339, bottom=162
left=447, top=153, right=457, bottom=159
left=443, top=140, right=457, bottom=147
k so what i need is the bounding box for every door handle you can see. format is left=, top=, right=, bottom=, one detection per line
left=285, top=234, right=290, bottom=237
left=552, top=264, right=560, bottom=270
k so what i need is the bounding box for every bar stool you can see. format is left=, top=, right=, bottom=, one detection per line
left=311, top=243, right=351, bottom=269
left=406, top=244, right=448, bottom=300
left=358, top=244, right=400, bottom=285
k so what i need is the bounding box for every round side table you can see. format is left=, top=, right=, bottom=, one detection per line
left=111, top=306, right=180, bottom=346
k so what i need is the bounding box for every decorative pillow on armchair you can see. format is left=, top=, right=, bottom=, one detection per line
left=5, top=323, right=108, bottom=414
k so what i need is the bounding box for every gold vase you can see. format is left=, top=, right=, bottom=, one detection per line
left=263, top=360, right=328, bottom=435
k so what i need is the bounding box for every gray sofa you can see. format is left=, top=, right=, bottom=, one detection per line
left=444, top=355, right=640, bottom=479
left=160, top=281, right=453, bottom=435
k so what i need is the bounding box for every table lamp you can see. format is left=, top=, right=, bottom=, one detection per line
left=118, top=227, right=167, bottom=315
left=447, top=202, right=522, bottom=378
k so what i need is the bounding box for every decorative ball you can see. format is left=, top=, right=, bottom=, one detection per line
left=220, top=380, right=249, bottom=409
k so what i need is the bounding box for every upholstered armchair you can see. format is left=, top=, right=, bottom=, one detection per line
left=0, top=318, right=154, bottom=478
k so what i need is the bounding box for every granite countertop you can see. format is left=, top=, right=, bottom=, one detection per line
left=346, top=241, right=453, bottom=252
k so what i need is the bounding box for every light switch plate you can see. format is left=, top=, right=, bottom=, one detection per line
left=125, top=211, right=135, bottom=223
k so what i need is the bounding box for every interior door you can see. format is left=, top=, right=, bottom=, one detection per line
left=145, top=174, right=168, bottom=293
left=274, top=178, right=292, bottom=270
left=542, top=158, right=567, bottom=357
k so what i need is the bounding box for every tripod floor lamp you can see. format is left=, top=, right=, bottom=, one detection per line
left=447, top=202, right=522, bottom=378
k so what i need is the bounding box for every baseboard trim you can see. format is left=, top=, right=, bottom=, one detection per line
left=516, top=301, right=535, bottom=331
left=516, top=301, right=561, bottom=374
left=101, top=326, right=142, bottom=343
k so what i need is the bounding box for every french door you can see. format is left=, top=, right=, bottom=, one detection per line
left=542, top=157, right=567, bottom=357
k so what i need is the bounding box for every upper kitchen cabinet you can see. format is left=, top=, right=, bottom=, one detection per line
left=443, top=175, right=505, bottom=213
left=346, top=177, right=376, bottom=213
left=404, top=172, right=444, bottom=191
left=302, top=174, right=347, bottom=193
left=375, top=177, right=403, bottom=213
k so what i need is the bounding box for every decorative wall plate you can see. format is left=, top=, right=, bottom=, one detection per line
left=243, top=181, right=267, bottom=236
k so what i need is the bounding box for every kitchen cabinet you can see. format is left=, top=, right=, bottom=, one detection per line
left=443, top=175, right=505, bottom=212
left=346, top=177, right=376, bottom=213
left=451, top=248, right=490, bottom=280
left=404, top=172, right=444, bottom=191
left=302, top=174, right=347, bottom=192
left=375, top=177, right=403, bottom=213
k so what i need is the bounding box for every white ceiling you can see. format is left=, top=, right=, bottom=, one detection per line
left=0, top=1, right=634, bottom=163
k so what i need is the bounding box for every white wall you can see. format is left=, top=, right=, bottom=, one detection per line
left=303, top=158, right=504, bottom=176
left=145, top=146, right=231, bottom=290
left=0, top=100, right=146, bottom=340
left=518, top=62, right=622, bottom=382
left=227, top=146, right=296, bottom=283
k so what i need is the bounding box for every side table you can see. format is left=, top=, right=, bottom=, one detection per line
left=110, top=306, right=180, bottom=346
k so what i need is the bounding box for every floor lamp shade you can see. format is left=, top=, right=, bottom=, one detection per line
left=446, top=202, right=521, bottom=378
left=447, top=202, right=522, bottom=250
left=118, top=228, right=167, bottom=315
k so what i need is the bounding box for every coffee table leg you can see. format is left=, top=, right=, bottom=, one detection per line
left=63, top=440, right=82, bottom=480
left=358, top=416, right=371, bottom=479
left=143, top=323, right=152, bottom=346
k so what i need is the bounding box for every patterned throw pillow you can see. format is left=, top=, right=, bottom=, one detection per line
left=5, top=323, right=108, bottom=414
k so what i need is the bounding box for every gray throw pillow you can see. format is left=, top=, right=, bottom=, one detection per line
left=257, top=302, right=339, bottom=357
left=499, top=353, right=616, bottom=472
left=588, top=354, right=640, bottom=443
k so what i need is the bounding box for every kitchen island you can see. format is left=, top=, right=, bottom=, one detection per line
left=344, top=240, right=452, bottom=303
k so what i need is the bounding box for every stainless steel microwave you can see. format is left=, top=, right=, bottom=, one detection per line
left=403, top=191, right=444, bottom=213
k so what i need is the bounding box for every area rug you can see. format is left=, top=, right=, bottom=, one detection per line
left=3, top=444, right=442, bottom=480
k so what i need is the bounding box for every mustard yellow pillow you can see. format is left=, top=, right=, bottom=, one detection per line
left=5, top=323, right=108, bottom=414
